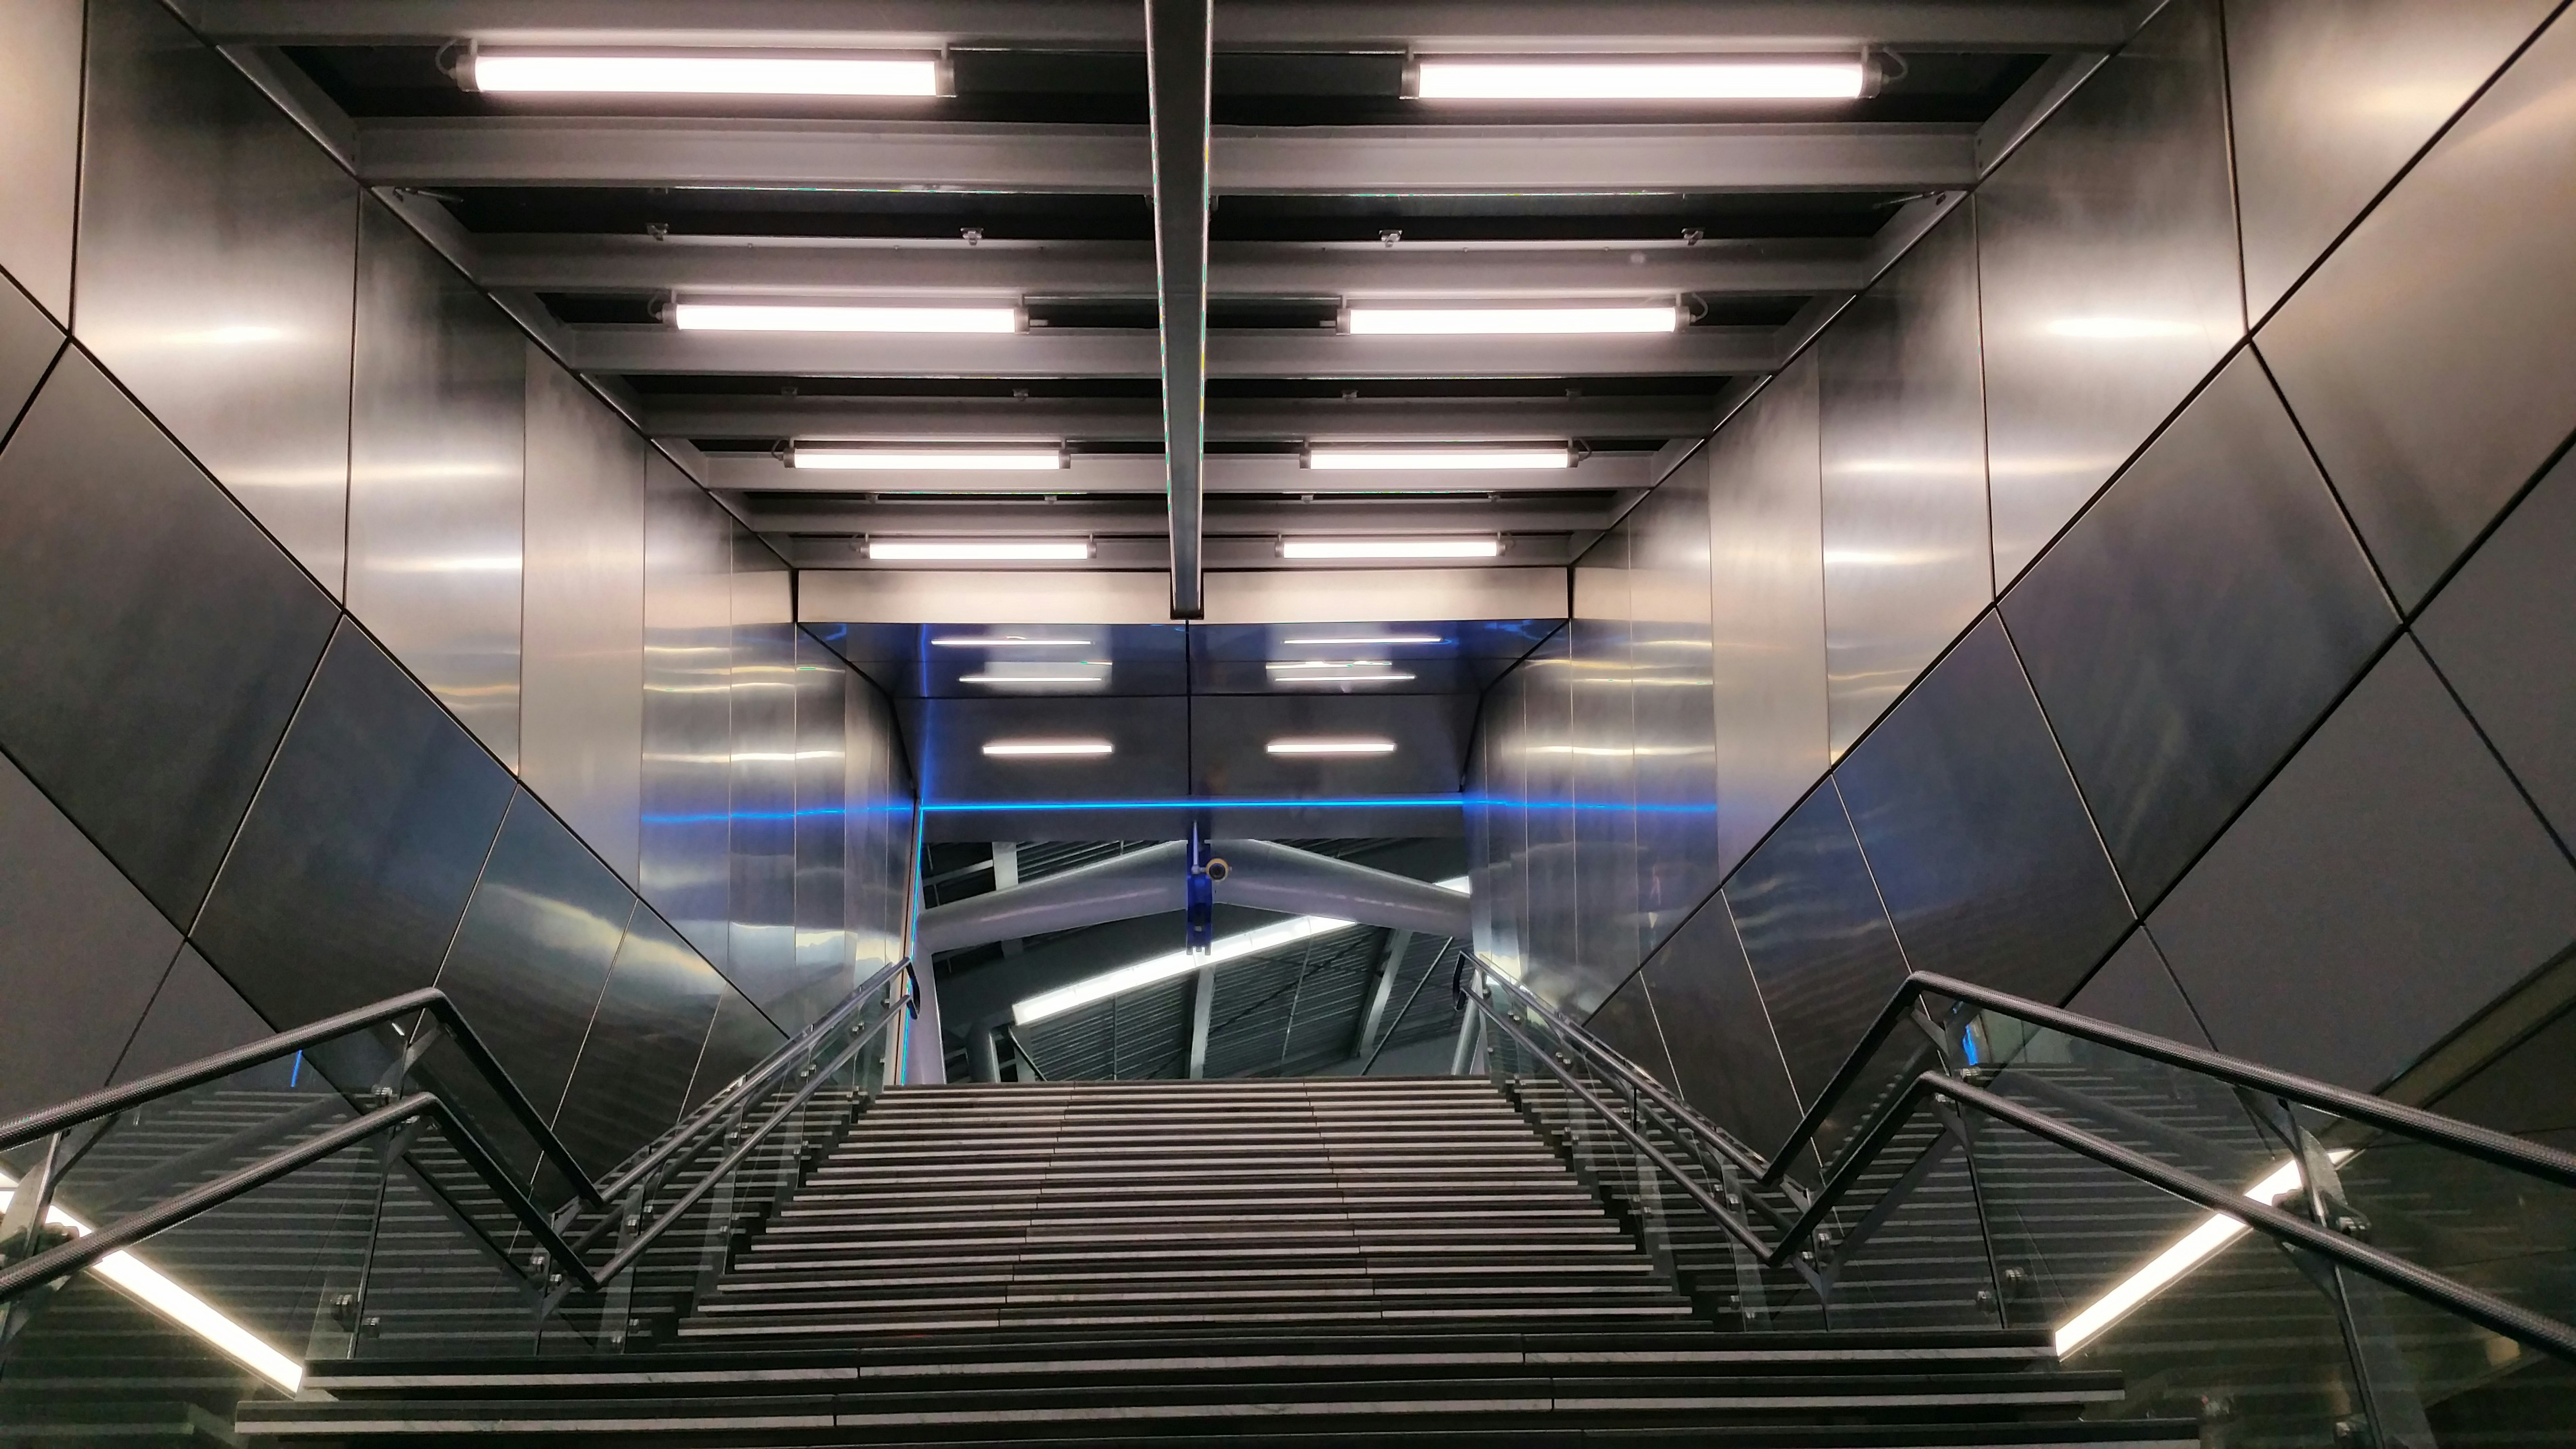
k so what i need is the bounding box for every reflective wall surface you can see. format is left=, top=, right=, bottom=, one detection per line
left=0, top=0, right=915, bottom=1153
left=1472, top=0, right=2576, bottom=1148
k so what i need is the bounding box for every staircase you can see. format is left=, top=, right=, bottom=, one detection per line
left=240, top=1077, right=2195, bottom=1446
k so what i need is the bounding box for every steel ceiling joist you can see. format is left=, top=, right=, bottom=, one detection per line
left=194, top=0, right=2133, bottom=52
left=696, top=450, right=1662, bottom=495
left=727, top=496, right=1617, bottom=538
left=1146, top=0, right=1214, bottom=619
left=354, top=117, right=1980, bottom=194
left=641, top=396, right=1724, bottom=446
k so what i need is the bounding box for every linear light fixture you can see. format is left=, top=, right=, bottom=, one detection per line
left=1282, top=635, right=1444, bottom=646
left=1282, top=538, right=1503, bottom=560
left=1015, top=915, right=1355, bottom=1025
left=1274, top=672, right=1416, bottom=685
left=1414, top=56, right=1868, bottom=101
left=1268, top=738, right=1398, bottom=756
left=1345, top=305, right=1680, bottom=337
left=982, top=739, right=1114, bottom=758
left=794, top=446, right=1064, bottom=471
left=1266, top=660, right=1392, bottom=671
left=869, top=540, right=1091, bottom=561
left=957, top=665, right=1109, bottom=686
left=1306, top=446, right=1572, bottom=471
left=465, top=49, right=942, bottom=97
left=930, top=634, right=1095, bottom=648
left=2055, top=1150, right=2356, bottom=1357
left=0, top=1178, right=302, bottom=1392
left=674, top=303, right=1019, bottom=334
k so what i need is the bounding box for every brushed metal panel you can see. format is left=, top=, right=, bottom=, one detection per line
left=349, top=198, right=526, bottom=767
left=109, top=945, right=284, bottom=1088
left=785, top=630, right=853, bottom=1030
left=2416, top=450, right=2576, bottom=844
left=1204, top=567, right=1569, bottom=626
left=433, top=790, right=636, bottom=1119
left=1819, top=207, right=1992, bottom=756
left=1190, top=692, right=1468, bottom=800
left=1519, top=629, right=1580, bottom=1005
left=2151, top=639, right=2576, bottom=1090
left=640, top=453, right=734, bottom=972
left=686, top=985, right=785, bottom=1112
left=1570, top=527, right=1640, bottom=1013
left=2225, top=0, right=2558, bottom=320
left=2066, top=926, right=2210, bottom=1048
left=2255, top=9, right=2576, bottom=610
left=1642, top=898, right=1806, bottom=1163
left=0, top=751, right=183, bottom=1119
left=1585, top=969, right=1676, bottom=1090
left=552, top=908, right=725, bottom=1175
left=1721, top=780, right=1909, bottom=1107
left=801, top=568, right=1171, bottom=626
left=0, top=350, right=338, bottom=920
left=1475, top=670, right=1528, bottom=979
left=1977, top=0, right=2243, bottom=586
left=193, top=621, right=516, bottom=1028
left=1707, top=354, right=1827, bottom=878
left=1627, top=459, right=1721, bottom=959
left=75, top=0, right=356, bottom=594
left=521, top=353, right=645, bottom=881
left=727, top=535, right=800, bottom=1016
left=0, top=274, right=62, bottom=432
left=2002, top=351, right=2396, bottom=906
left=914, top=694, right=1187, bottom=844
left=0, top=0, right=80, bottom=319
left=1834, top=615, right=2132, bottom=1005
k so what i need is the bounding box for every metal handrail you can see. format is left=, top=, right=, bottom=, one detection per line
left=1464, top=987, right=2576, bottom=1366
left=0, top=987, right=604, bottom=1208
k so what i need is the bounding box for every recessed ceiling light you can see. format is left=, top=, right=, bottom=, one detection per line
left=1282, top=538, right=1503, bottom=560
left=1281, top=635, right=1445, bottom=646
left=1345, top=305, right=1680, bottom=337
left=673, top=304, right=1019, bottom=334
left=1267, top=738, right=1398, bottom=756
left=466, top=49, right=942, bottom=98
left=869, top=540, right=1092, bottom=561
left=930, top=634, right=1096, bottom=648
left=982, top=739, right=1114, bottom=757
left=795, top=447, right=1064, bottom=471
left=1306, top=446, right=1571, bottom=471
left=958, top=671, right=1108, bottom=686
left=1414, top=56, right=1868, bottom=102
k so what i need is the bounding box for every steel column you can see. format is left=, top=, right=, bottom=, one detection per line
left=1146, top=0, right=1213, bottom=618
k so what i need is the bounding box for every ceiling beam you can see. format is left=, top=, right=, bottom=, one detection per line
left=721, top=495, right=1617, bottom=536
left=569, top=325, right=1779, bottom=378
left=641, top=395, right=1723, bottom=444
left=476, top=235, right=1875, bottom=299
left=695, top=450, right=1663, bottom=494
left=194, top=0, right=2132, bottom=52
left=1147, top=0, right=1213, bottom=619
left=354, top=116, right=1979, bottom=193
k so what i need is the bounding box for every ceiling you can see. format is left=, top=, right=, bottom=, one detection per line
left=201, top=1, right=2137, bottom=601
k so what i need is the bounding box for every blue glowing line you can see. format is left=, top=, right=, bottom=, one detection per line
left=289, top=1051, right=302, bottom=1088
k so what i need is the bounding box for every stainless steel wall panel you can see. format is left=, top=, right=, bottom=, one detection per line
left=0, top=751, right=183, bottom=1119
left=75, top=0, right=357, bottom=595
left=726, top=536, right=800, bottom=1015
left=0, top=350, right=338, bottom=921
left=2150, top=639, right=2576, bottom=1089
left=1584, top=969, right=1677, bottom=1089
left=1720, top=781, right=1909, bottom=1107
left=0, top=0, right=80, bottom=319
left=640, top=454, right=735, bottom=972
left=785, top=630, right=853, bottom=1030
left=193, top=621, right=516, bottom=1027
left=1520, top=630, right=1580, bottom=1003
left=2225, top=0, right=2558, bottom=320
left=686, top=984, right=785, bottom=1112
left=1626, top=459, right=1721, bottom=958
left=1707, top=354, right=1828, bottom=878
left=1834, top=615, right=2132, bottom=1004
left=1976, top=0, right=2243, bottom=585
left=2255, top=9, right=2576, bottom=610
left=2065, top=926, right=2211, bottom=1048
left=521, top=353, right=645, bottom=879
left=918, top=695, right=1189, bottom=815
left=1190, top=693, right=1467, bottom=801
left=0, top=274, right=61, bottom=432
left=551, top=909, right=724, bottom=1175
left=348, top=198, right=525, bottom=767
left=2416, top=450, right=2576, bottom=843
left=1640, top=897, right=1806, bottom=1164
left=108, top=945, right=284, bottom=1087
left=2001, top=351, right=2396, bottom=906
left=432, top=790, right=635, bottom=1119
left=1819, top=207, right=1993, bottom=755
left=1475, top=670, right=1528, bottom=978
left=1570, top=527, right=1640, bottom=1012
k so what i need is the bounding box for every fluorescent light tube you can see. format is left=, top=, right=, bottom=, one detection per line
left=795, top=448, right=1063, bottom=471
left=1015, top=915, right=1355, bottom=1025
left=468, top=51, right=940, bottom=98
left=1274, top=672, right=1416, bottom=685
left=1282, top=635, right=1443, bottom=646
left=1268, top=738, right=1398, bottom=756
left=1307, top=447, right=1571, bottom=472
left=982, top=739, right=1114, bottom=757
left=674, top=304, right=1018, bottom=334
left=930, top=635, right=1095, bottom=648
left=1266, top=660, right=1393, bottom=671
left=2055, top=1150, right=2355, bottom=1357
left=1347, top=306, right=1680, bottom=337
left=0, top=1179, right=302, bottom=1393
left=1282, top=538, right=1503, bottom=560
left=1416, top=58, right=1867, bottom=101
left=869, top=540, right=1091, bottom=561
left=957, top=667, right=1108, bottom=686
